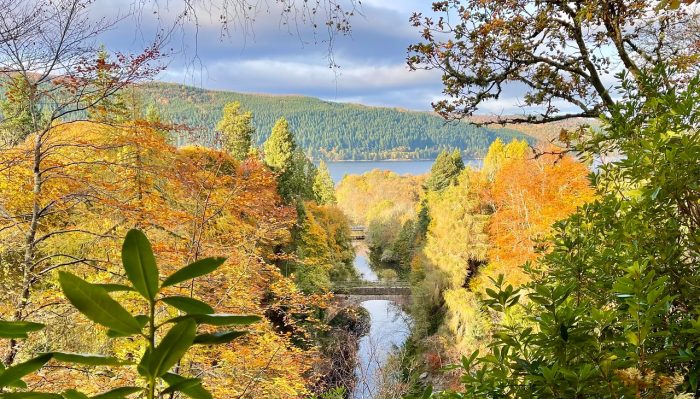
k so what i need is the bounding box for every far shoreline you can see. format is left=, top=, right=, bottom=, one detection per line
left=319, top=158, right=484, bottom=163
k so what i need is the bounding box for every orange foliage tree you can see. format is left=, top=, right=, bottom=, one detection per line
left=0, top=119, right=328, bottom=397
left=477, top=150, right=595, bottom=288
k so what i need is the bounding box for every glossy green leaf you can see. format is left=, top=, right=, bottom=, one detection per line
left=161, top=257, right=226, bottom=288
left=106, top=330, right=130, bottom=338
left=161, top=377, right=202, bottom=394
left=162, top=373, right=212, bottom=399
left=96, top=284, right=135, bottom=293
left=0, top=364, right=26, bottom=388
left=50, top=352, right=126, bottom=366
left=193, top=331, right=247, bottom=345
left=136, top=347, right=151, bottom=377
left=0, top=320, right=44, bottom=338
left=147, top=319, right=196, bottom=377
left=161, top=296, right=214, bottom=314
left=121, top=229, right=159, bottom=302
left=90, top=387, right=143, bottom=399
left=0, top=353, right=53, bottom=388
left=58, top=272, right=142, bottom=335
left=7, top=379, right=27, bottom=389
left=134, top=315, right=149, bottom=328
left=168, top=314, right=261, bottom=327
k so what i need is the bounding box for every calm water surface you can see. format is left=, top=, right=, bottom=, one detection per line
left=326, top=159, right=483, bottom=183
left=340, top=160, right=463, bottom=397
left=353, top=300, right=411, bottom=399
left=353, top=243, right=378, bottom=282
left=350, top=243, right=412, bottom=398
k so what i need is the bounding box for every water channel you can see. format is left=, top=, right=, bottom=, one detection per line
left=351, top=244, right=412, bottom=399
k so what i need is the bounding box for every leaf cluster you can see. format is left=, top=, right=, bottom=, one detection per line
left=0, top=229, right=260, bottom=399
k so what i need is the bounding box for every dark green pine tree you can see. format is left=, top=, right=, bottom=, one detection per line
left=312, top=160, right=336, bottom=205
left=424, top=149, right=465, bottom=191
left=217, top=101, right=255, bottom=161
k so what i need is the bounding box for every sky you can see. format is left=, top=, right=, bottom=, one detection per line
left=97, top=0, right=513, bottom=112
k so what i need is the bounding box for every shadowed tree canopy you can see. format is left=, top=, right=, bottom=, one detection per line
left=407, top=0, right=700, bottom=124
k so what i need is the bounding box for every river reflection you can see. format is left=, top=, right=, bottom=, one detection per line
left=353, top=300, right=411, bottom=399
left=353, top=243, right=378, bottom=282
left=350, top=241, right=412, bottom=398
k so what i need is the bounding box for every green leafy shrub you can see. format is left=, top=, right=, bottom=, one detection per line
left=0, top=229, right=260, bottom=398
left=421, top=69, right=700, bottom=398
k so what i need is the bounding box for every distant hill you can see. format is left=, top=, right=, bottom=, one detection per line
left=467, top=115, right=600, bottom=144
left=137, top=82, right=531, bottom=160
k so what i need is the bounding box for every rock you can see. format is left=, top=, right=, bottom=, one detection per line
left=419, top=372, right=428, bottom=380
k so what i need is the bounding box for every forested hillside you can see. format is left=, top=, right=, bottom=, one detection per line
left=2, top=1, right=700, bottom=399
left=137, top=82, right=529, bottom=160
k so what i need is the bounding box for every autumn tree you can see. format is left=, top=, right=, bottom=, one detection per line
left=0, top=117, right=329, bottom=396
left=481, top=138, right=529, bottom=181
left=216, top=101, right=255, bottom=160
left=408, top=1, right=700, bottom=123
left=0, top=0, right=163, bottom=366
left=424, top=149, right=464, bottom=192
left=313, top=160, right=337, bottom=205
left=336, top=170, right=425, bottom=227
left=436, top=67, right=700, bottom=399
left=479, top=149, right=594, bottom=288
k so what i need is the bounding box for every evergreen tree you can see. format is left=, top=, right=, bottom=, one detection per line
left=313, top=160, right=336, bottom=205
left=264, top=117, right=296, bottom=170
left=263, top=119, right=317, bottom=202
left=425, top=149, right=465, bottom=191
left=216, top=101, right=255, bottom=160
left=144, top=104, right=172, bottom=142
left=87, top=49, right=127, bottom=123
left=278, top=149, right=317, bottom=202
left=0, top=75, right=39, bottom=146
left=145, top=104, right=162, bottom=124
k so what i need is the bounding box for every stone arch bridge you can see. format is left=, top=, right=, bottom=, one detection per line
left=332, top=280, right=411, bottom=306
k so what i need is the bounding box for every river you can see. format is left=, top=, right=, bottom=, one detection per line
left=330, top=161, right=435, bottom=398
left=351, top=244, right=412, bottom=399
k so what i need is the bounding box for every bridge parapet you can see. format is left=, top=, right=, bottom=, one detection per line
left=350, top=225, right=366, bottom=240
left=332, top=280, right=411, bottom=296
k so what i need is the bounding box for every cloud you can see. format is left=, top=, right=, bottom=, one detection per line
left=164, top=56, right=436, bottom=90
left=94, top=0, right=535, bottom=114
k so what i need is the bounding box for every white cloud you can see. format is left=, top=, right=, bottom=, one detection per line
left=97, top=0, right=542, bottom=114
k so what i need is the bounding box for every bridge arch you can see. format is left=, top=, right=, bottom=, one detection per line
left=335, top=293, right=411, bottom=307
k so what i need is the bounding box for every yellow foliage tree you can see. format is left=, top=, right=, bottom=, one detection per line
left=0, top=120, right=327, bottom=398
